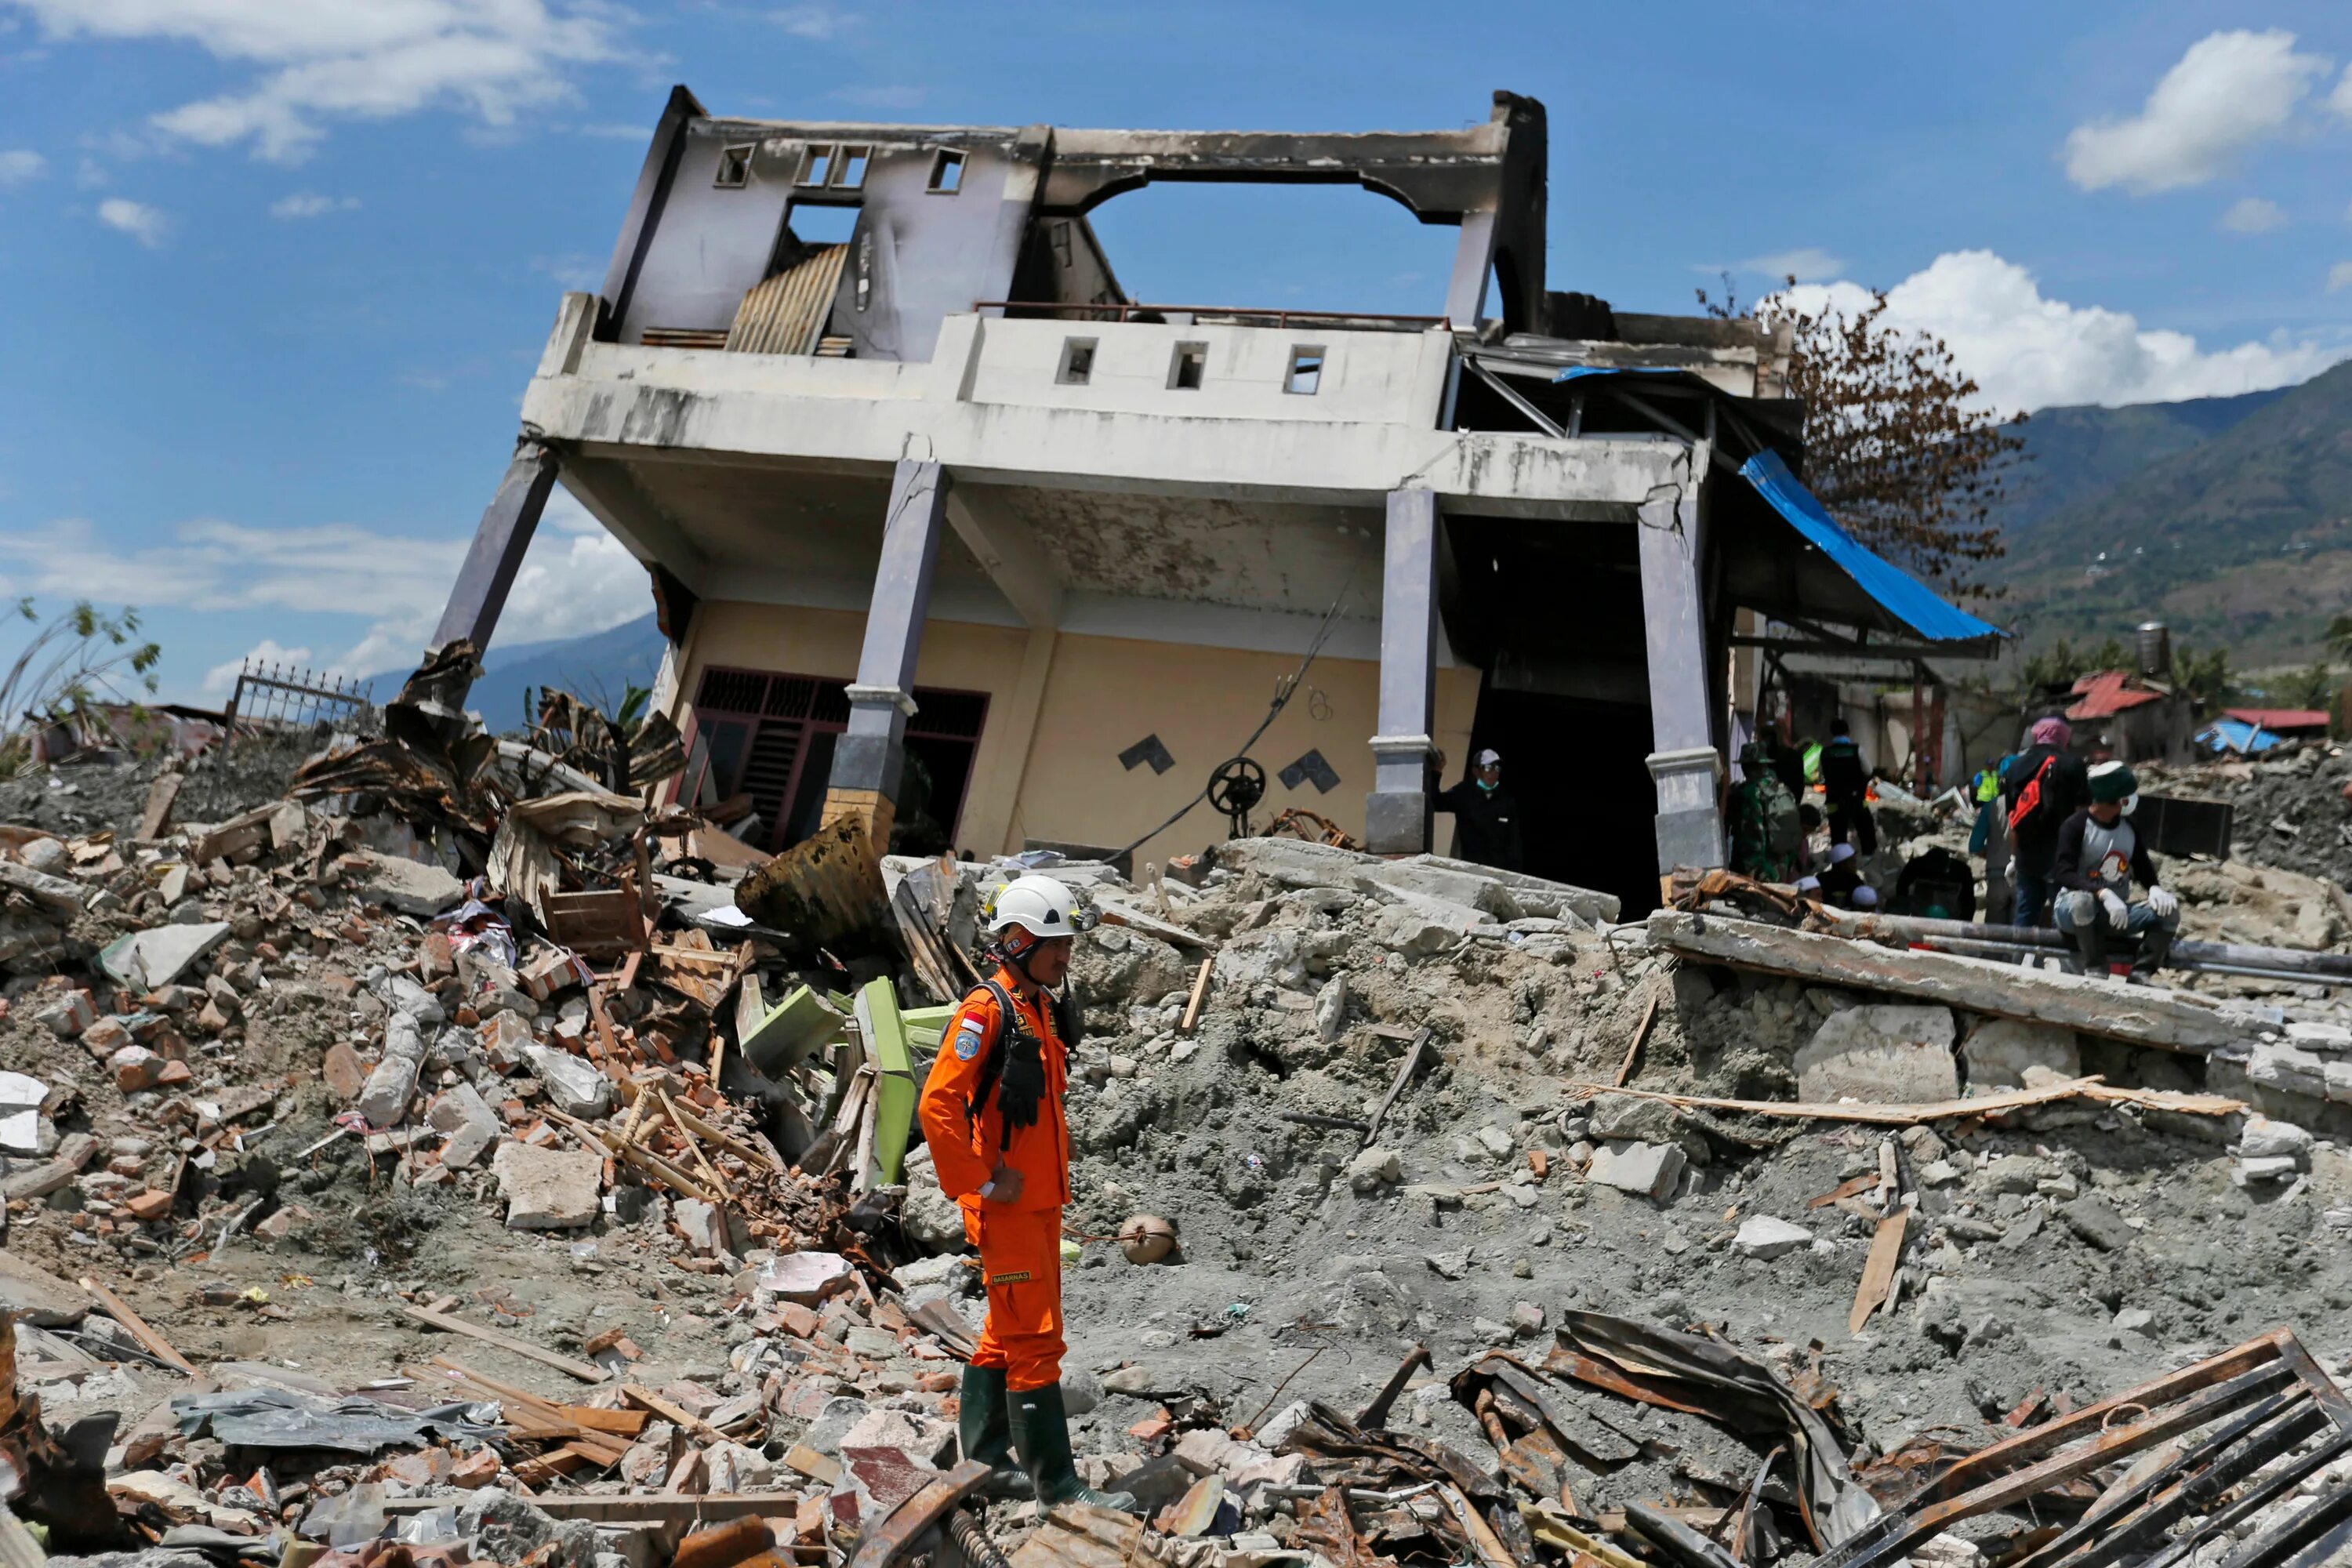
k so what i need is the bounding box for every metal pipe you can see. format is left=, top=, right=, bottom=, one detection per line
left=1909, top=935, right=2349, bottom=989
left=1833, top=912, right=2352, bottom=980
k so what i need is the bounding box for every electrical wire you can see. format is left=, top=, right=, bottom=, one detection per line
left=1113, top=578, right=1356, bottom=858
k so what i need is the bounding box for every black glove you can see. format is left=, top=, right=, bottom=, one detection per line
left=996, top=1029, right=1045, bottom=1135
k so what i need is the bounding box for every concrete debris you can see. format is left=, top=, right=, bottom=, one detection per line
left=1795, top=1003, right=1961, bottom=1104
left=2, top=669, right=2351, bottom=1568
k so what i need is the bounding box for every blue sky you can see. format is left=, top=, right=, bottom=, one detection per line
left=5, top=0, right=2352, bottom=704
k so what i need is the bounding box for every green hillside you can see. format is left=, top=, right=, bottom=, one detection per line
left=1982, top=361, right=2352, bottom=664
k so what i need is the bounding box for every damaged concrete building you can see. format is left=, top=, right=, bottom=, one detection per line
left=431, top=89, right=1997, bottom=910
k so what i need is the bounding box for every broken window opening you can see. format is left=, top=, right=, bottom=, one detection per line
left=799, top=144, right=835, bottom=186
left=783, top=201, right=859, bottom=249
left=1285, top=347, right=1326, bottom=396
left=1169, top=341, right=1207, bottom=390
left=1050, top=221, right=1074, bottom=270
left=713, top=144, right=753, bottom=189
left=1057, top=337, right=1098, bottom=386
left=837, top=145, right=870, bottom=189
left=927, top=149, right=965, bottom=193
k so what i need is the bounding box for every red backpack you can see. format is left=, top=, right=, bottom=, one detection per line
left=2009, top=752, right=2057, bottom=835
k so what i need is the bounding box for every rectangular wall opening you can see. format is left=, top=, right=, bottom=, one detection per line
left=1285, top=346, right=1326, bottom=395
left=1057, top=336, right=1098, bottom=386
left=681, top=667, right=989, bottom=856
left=1169, top=341, right=1207, bottom=390
left=927, top=149, right=966, bottom=193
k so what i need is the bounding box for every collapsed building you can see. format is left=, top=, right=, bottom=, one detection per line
left=428, top=89, right=1998, bottom=912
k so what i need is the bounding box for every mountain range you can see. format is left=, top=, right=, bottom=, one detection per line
left=1979, top=361, right=2352, bottom=666
left=365, top=613, right=667, bottom=730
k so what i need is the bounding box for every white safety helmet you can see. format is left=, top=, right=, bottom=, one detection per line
left=983, top=873, right=1089, bottom=942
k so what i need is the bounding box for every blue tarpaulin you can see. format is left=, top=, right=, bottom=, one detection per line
left=1737, top=450, right=2002, bottom=645
left=2197, top=717, right=2286, bottom=755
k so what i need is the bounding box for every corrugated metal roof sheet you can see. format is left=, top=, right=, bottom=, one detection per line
left=2224, top=706, right=2328, bottom=731
left=727, top=244, right=848, bottom=356
left=2067, top=670, right=2165, bottom=719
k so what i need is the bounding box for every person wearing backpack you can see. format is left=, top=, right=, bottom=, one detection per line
left=1820, top=719, right=1877, bottom=855
left=2002, top=715, right=2089, bottom=928
left=1730, top=741, right=1803, bottom=883
left=916, top=874, right=1138, bottom=1512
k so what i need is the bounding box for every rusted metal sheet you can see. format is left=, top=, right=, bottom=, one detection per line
left=729, top=245, right=848, bottom=355
left=736, top=815, right=894, bottom=957
left=1816, top=1328, right=2352, bottom=1568
left=846, top=1458, right=992, bottom=1568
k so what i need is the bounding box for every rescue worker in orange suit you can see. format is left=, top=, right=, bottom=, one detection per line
left=916, top=874, right=1138, bottom=1512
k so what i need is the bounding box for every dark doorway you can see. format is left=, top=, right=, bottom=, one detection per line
left=1459, top=682, right=1660, bottom=917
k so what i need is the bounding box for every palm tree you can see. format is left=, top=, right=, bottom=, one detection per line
left=2328, top=613, right=2352, bottom=668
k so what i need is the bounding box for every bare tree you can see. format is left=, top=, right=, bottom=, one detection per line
left=1, top=598, right=164, bottom=770
left=1703, top=274, right=2027, bottom=601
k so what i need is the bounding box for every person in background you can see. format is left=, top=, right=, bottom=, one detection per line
left=1820, top=719, right=1877, bottom=855
left=1967, top=759, right=2001, bottom=857
left=1432, top=748, right=1524, bottom=872
left=2002, top=715, right=2089, bottom=929
left=1730, top=741, right=1803, bottom=883
left=2051, top=762, right=2180, bottom=979
left=1806, top=840, right=1878, bottom=909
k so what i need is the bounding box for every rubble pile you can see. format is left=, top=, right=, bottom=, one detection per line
left=2141, top=741, right=2352, bottom=892
left=2, top=699, right=2352, bottom=1567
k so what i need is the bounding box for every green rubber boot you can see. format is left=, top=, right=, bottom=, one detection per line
left=1013, top=1383, right=1139, bottom=1514
left=958, top=1364, right=1027, bottom=1496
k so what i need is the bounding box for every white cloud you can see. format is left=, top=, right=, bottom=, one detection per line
left=2328, top=262, right=2352, bottom=292
left=8, top=0, right=625, bottom=162
left=0, top=149, right=42, bottom=186
left=202, top=637, right=312, bottom=696
left=270, top=191, right=358, bottom=218
left=1775, top=249, right=2347, bottom=412
left=2063, top=29, right=2332, bottom=194
left=1739, top=246, right=1846, bottom=281
left=96, top=196, right=167, bottom=246
left=2335, top=62, right=2352, bottom=118
left=0, top=491, right=645, bottom=686
left=532, top=252, right=601, bottom=290
left=2220, top=195, right=2286, bottom=233
left=772, top=6, right=853, bottom=39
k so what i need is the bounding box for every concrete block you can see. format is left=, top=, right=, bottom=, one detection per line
left=347, top=850, right=465, bottom=918
left=804, top=1395, right=873, bottom=1456
left=428, top=1083, right=503, bottom=1169
left=98, top=922, right=230, bottom=991
left=1588, top=1141, right=1685, bottom=1201
left=2288, top=1021, right=2352, bottom=1051
left=492, top=1142, right=602, bottom=1229
left=1960, top=1018, right=2080, bottom=1091
left=35, top=991, right=96, bottom=1039
left=1795, top=1004, right=1958, bottom=1105
left=356, top=1051, right=421, bottom=1129
left=2249, top=1042, right=2329, bottom=1100
left=1315, top=973, right=1350, bottom=1044
left=2237, top=1114, right=2314, bottom=1163
left=757, top=1250, right=853, bottom=1305
left=523, top=1044, right=612, bottom=1118
left=1733, top=1215, right=1813, bottom=1260
left=840, top=1408, right=956, bottom=1468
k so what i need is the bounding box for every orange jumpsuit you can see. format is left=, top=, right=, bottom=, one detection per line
left=916, top=966, right=1073, bottom=1392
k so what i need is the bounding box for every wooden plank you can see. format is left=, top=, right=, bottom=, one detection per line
left=1568, top=1077, right=2244, bottom=1126
left=622, top=1382, right=731, bottom=1446
left=1092, top=893, right=1211, bottom=951
left=80, top=1276, right=198, bottom=1376
left=854, top=977, right=917, bottom=1186
left=393, top=1301, right=606, bottom=1382
left=136, top=772, right=184, bottom=842
left=387, top=1494, right=804, bottom=1524
left=1850, top=1211, right=1907, bottom=1336
left=1178, top=958, right=1213, bottom=1034
left=1361, top=1025, right=1432, bottom=1150
left=1647, top=910, right=2245, bottom=1054
left=1614, top=979, right=1664, bottom=1087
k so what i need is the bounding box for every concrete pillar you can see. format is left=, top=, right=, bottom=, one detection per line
left=821, top=459, right=950, bottom=848
left=430, top=439, right=560, bottom=657
left=1366, top=488, right=1439, bottom=855
left=1638, top=469, right=1725, bottom=881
